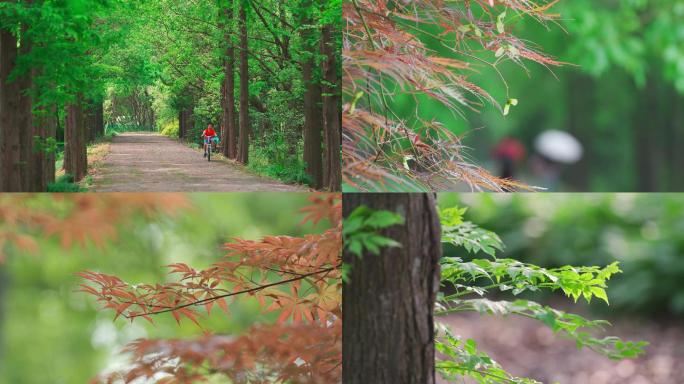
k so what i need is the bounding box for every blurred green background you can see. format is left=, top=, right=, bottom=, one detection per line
left=0, top=193, right=321, bottom=384
left=438, top=193, right=684, bottom=318
left=393, top=1, right=684, bottom=191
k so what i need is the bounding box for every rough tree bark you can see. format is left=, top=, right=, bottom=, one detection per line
left=343, top=193, right=441, bottom=384
left=321, top=23, right=341, bottom=191
left=301, top=0, right=323, bottom=189
left=64, top=99, right=87, bottom=181
left=0, top=24, right=23, bottom=191
left=17, top=25, right=33, bottom=192
left=237, top=1, right=250, bottom=165
left=221, top=3, right=237, bottom=159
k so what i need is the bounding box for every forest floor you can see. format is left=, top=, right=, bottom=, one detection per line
left=437, top=311, right=684, bottom=384
left=91, top=132, right=307, bottom=192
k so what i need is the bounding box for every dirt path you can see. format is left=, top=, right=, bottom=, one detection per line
left=91, top=132, right=307, bottom=192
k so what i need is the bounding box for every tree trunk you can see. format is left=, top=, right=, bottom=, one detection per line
left=43, top=104, right=57, bottom=186
left=342, top=193, right=441, bottom=384
left=301, top=0, right=323, bottom=188
left=564, top=71, right=594, bottom=190
left=187, top=105, right=194, bottom=141
left=178, top=109, right=184, bottom=139
left=95, top=101, right=104, bottom=138
left=17, top=30, right=33, bottom=192
left=321, top=23, right=341, bottom=191
left=634, top=77, right=659, bottom=191
left=64, top=99, right=87, bottom=181
left=0, top=26, right=23, bottom=191
left=672, top=90, right=684, bottom=190
left=237, top=2, right=250, bottom=164
left=221, top=3, right=238, bottom=159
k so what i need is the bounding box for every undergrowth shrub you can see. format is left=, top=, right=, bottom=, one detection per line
left=248, top=129, right=310, bottom=185
left=160, top=119, right=179, bottom=138
left=47, top=174, right=87, bottom=192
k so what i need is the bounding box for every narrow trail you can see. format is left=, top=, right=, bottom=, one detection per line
left=91, top=132, right=307, bottom=192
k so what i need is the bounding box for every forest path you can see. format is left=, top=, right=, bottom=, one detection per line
left=91, top=132, right=306, bottom=192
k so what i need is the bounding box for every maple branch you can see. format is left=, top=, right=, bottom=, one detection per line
left=125, top=266, right=339, bottom=319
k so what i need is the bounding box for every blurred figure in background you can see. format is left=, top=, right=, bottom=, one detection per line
left=493, top=137, right=526, bottom=179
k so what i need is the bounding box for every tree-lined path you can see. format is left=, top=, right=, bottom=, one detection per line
left=92, top=133, right=304, bottom=191
left=0, top=0, right=341, bottom=192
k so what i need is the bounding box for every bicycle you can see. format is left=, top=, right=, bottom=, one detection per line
left=204, top=137, right=212, bottom=162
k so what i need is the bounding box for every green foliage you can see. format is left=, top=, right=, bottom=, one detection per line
left=440, top=207, right=504, bottom=257
left=342, top=206, right=404, bottom=257
left=248, top=156, right=310, bottom=186
left=47, top=174, right=87, bottom=192
left=440, top=194, right=684, bottom=316
left=436, top=204, right=647, bottom=383
left=441, top=256, right=618, bottom=304
left=436, top=324, right=541, bottom=384
left=248, top=129, right=310, bottom=185
left=160, top=119, right=179, bottom=138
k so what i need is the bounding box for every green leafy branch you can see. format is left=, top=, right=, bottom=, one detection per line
left=436, top=298, right=646, bottom=360
left=436, top=323, right=541, bottom=384
left=342, top=205, right=404, bottom=257
left=436, top=205, right=647, bottom=383
left=440, top=257, right=619, bottom=304
left=440, top=207, right=504, bottom=256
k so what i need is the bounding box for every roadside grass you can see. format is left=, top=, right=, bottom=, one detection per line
left=50, top=134, right=113, bottom=192
left=247, top=152, right=311, bottom=186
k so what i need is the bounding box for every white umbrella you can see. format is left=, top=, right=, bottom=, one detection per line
left=534, top=130, right=583, bottom=164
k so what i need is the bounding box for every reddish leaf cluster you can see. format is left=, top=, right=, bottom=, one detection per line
left=343, top=0, right=562, bottom=191
left=102, top=323, right=341, bottom=384
left=0, top=194, right=189, bottom=261
left=81, top=193, right=342, bottom=383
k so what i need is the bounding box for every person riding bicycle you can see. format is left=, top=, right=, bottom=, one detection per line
left=201, top=123, right=218, bottom=157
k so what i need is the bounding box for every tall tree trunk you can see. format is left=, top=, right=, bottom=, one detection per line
left=634, top=77, right=659, bottom=191
left=672, top=90, right=684, bottom=190
left=221, top=2, right=238, bottom=159
left=43, top=104, right=57, bottom=186
left=564, top=71, right=594, bottom=190
left=85, top=100, right=96, bottom=143
left=301, top=0, right=323, bottom=188
left=94, top=101, right=104, bottom=138
left=187, top=105, right=194, bottom=141
left=343, top=193, right=441, bottom=384
left=17, top=27, right=33, bottom=192
left=321, top=23, right=341, bottom=191
left=64, top=99, right=87, bottom=181
left=178, top=109, right=184, bottom=139
left=237, top=2, right=250, bottom=164
left=31, top=105, right=49, bottom=192
left=0, top=25, right=23, bottom=191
